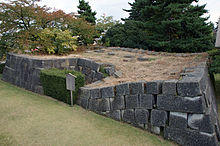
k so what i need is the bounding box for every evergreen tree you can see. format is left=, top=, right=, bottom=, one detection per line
left=77, top=0, right=96, bottom=24
left=106, top=0, right=214, bottom=53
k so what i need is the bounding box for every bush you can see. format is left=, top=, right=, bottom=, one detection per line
left=37, top=28, right=77, bottom=55
left=40, top=68, right=85, bottom=105
left=208, top=49, right=220, bottom=74
left=0, top=62, right=5, bottom=74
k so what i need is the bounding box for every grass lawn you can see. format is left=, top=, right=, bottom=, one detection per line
left=0, top=74, right=174, bottom=146
left=215, top=74, right=220, bottom=118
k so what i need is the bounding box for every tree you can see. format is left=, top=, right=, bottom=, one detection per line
left=0, top=0, right=98, bottom=55
left=77, top=0, right=96, bottom=24
left=68, top=18, right=98, bottom=45
left=96, top=14, right=120, bottom=33
left=105, top=0, right=214, bottom=53
left=0, top=0, right=74, bottom=52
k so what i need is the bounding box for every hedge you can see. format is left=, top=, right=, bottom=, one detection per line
left=0, top=62, right=5, bottom=74
left=40, top=68, right=85, bottom=105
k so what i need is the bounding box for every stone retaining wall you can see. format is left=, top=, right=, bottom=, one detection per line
left=2, top=53, right=114, bottom=94
left=78, top=63, right=220, bottom=146
left=2, top=52, right=220, bottom=145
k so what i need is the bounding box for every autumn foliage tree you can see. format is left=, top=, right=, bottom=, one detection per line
left=0, top=0, right=97, bottom=57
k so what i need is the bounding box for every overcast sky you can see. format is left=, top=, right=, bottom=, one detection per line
left=40, top=0, right=220, bottom=24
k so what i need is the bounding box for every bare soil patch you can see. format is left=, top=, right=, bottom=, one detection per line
left=24, top=48, right=207, bottom=87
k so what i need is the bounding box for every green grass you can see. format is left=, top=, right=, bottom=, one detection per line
left=215, top=74, right=220, bottom=119
left=215, top=74, right=220, bottom=98
left=0, top=74, right=174, bottom=146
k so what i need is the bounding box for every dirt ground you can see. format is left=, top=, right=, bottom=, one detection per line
left=25, top=48, right=207, bottom=87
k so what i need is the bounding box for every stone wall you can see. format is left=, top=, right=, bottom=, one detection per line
left=78, top=63, right=220, bottom=145
left=2, top=52, right=220, bottom=145
left=2, top=53, right=114, bottom=94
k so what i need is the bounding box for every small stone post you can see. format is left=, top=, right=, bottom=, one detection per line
left=215, top=18, right=220, bottom=48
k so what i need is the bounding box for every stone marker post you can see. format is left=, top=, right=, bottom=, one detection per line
left=215, top=18, right=220, bottom=48
left=66, top=73, right=76, bottom=107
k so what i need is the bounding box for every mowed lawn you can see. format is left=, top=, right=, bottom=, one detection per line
left=215, top=74, right=220, bottom=114
left=0, top=75, right=175, bottom=146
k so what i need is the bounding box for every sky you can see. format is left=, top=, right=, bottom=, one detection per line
left=39, top=0, right=220, bottom=24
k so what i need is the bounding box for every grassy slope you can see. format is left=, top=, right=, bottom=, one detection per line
left=0, top=75, right=174, bottom=146
left=215, top=74, right=220, bottom=118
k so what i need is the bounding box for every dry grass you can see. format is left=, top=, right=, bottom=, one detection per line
left=23, top=48, right=207, bottom=87
left=0, top=75, right=175, bottom=146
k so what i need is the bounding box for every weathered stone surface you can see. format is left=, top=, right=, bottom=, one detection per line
left=122, top=109, right=135, bottom=124
left=124, top=55, right=135, bottom=58
left=150, top=126, right=161, bottom=135
left=80, top=87, right=90, bottom=98
left=101, top=86, right=115, bottom=98
left=111, top=96, right=125, bottom=110
left=114, top=71, right=122, bottom=78
left=108, top=52, right=116, bottom=56
left=151, top=109, right=167, bottom=127
left=135, top=109, right=149, bottom=124
left=80, top=98, right=89, bottom=109
left=90, top=88, right=100, bottom=99
left=157, top=94, right=206, bottom=114
left=104, top=67, right=115, bottom=76
left=99, top=98, right=110, bottom=112
left=129, top=82, right=144, bottom=95
left=169, top=112, right=187, bottom=129
left=162, top=80, right=178, bottom=95
left=146, top=80, right=163, bottom=94
left=164, top=126, right=219, bottom=146
left=177, top=77, right=202, bottom=97
left=115, top=83, right=129, bottom=96
left=125, top=94, right=139, bottom=109
left=139, top=94, right=155, bottom=109
left=88, top=98, right=99, bottom=112
left=188, top=114, right=215, bottom=134
left=137, top=57, right=149, bottom=62
left=107, top=110, right=121, bottom=121
left=94, top=72, right=103, bottom=81
left=90, top=61, right=100, bottom=72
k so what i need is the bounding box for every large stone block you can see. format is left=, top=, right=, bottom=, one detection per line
left=110, top=96, right=125, bottom=110
left=94, top=72, right=103, bottom=81
left=99, top=98, right=110, bottom=112
left=129, top=82, right=144, bottom=95
left=162, top=80, right=178, bottom=95
left=68, top=58, right=78, bottom=67
left=135, top=109, right=149, bottom=124
left=157, top=94, right=206, bottom=114
left=77, top=58, right=86, bottom=67
left=164, top=126, right=219, bottom=146
left=139, top=94, right=155, bottom=109
left=146, top=80, right=163, bottom=94
left=151, top=109, right=168, bottom=127
left=122, top=109, right=135, bottom=124
left=90, top=61, right=100, bottom=72
left=115, top=83, right=129, bottom=96
left=107, top=110, right=121, bottom=121
left=101, top=86, right=115, bottom=98
left=88, top=98, right=99, bottom=112
left=80, top=98, right=89, bottom=109
left=80, top=87, right=90, bottom=98
left=90, top=88, right=100, bottom=99
left=169, top=112, right=187, bottom=129
left=177, top=77, right=202, bottom=97
left=125, top=94, right=139, bottom=109
left=188, top=114, right=215, bottom=134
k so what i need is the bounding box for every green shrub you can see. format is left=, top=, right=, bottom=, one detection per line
left=0, top=63, right=5, bottom=74
left=40, top=68, right=85, bottom=105
left=208, top=49, right=220, bottom=74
